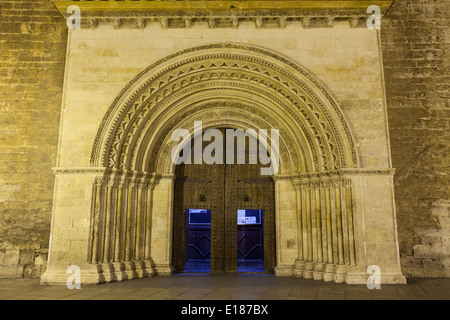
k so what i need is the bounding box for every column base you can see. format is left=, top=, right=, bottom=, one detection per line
left=274, top=264, right=294, bottom=277
left=40, top=264, right=103, bottom=285
left=154, top=264, right=173, bottom=276
left=40, top=259, right=158, bottom=285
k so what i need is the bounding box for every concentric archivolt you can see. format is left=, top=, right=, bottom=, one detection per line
left=91, top=43, right=358, bottom=174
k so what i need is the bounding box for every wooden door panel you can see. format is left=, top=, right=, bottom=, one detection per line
left=225, top=163, right=275, bottom=273
left=172, top=163, right=224, bottom=273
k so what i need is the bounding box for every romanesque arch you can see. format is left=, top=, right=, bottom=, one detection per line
left=82, top=43, right=365, bottom=282
left=90, top=43, right=357, bottom=173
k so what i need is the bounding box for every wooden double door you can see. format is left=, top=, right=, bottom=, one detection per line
left=172, top=138, right=276, bottom=274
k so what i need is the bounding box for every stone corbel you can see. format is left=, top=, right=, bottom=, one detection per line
left=232, top=17, right=239, bottom=29
left=326, top=16, right=334, bottom=28
left=89, top=18, right=99, bottom=29
left=255, top=17, right=263, bottom=29
left=349, top=16, right=359, bottom=28
left=208, top=18, right=216, bottom=29
left=184, top=18, right=192, bottom=29
left=160, top=17, right=169, bottom=29
left=137, top=18, right=146, bottom=29
left=302, top=17, right=311, bottom=29
left=279, top=16, right=287, bottom=29
left=113, top=18, right=122, bottom=29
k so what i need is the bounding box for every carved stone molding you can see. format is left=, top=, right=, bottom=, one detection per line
left=53, top=167, right=110, bottom=175
left=90, top=43, right=358, bottom=175
left=53, top=0, right=394, bottom=29
left=273, top=168, right=396, bottom=181
left=151, top=104, right=293, bottom=174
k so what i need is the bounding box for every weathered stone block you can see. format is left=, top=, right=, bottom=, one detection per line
left=4, top=249, right=20, bottom=266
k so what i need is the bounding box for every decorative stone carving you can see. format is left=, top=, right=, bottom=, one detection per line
left=90, top=44, right=358, bottom=175
left=349, top=17, right=359, bottom=28
left=255, top=17, right=263, bottom=29
left=279, top=16, right=287, bottom=29
left=113, top=18, right=122, bottom=29
left=89, top=18, right=99, bottom=29
left=302, top=17, right=311, bottom=29
left=184, top=18, right=192, bottom=29
left=232, top=17, right=239, bottom=29
left=53, top=0, right=394, bottom=29
left=208, top=18, right=216, bottom=28
left=326, top=16, right=334, bottom=28
left=137, top=18, right=146, bottom=29
left=160, top=17, right=168, bottom=29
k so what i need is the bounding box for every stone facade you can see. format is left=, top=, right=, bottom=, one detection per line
left=0, top=0, right=447, bottom=281
left=40, top=0, right=405, bottom=285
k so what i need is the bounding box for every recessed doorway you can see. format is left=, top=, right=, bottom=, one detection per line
left=172, top=129, right=276, bottom=274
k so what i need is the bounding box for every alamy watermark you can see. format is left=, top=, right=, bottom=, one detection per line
left=366, top=265, right=381, bottom=289
left=66, top=265, right=81, bottom=290
left=367, top=5, right=382, bottom=30
left=66, top=5, right=81, bottom=30
left=170, top=121, right=279, bottom=176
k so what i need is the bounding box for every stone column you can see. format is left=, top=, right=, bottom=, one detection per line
left=273, top=176, right=297, bottom=277
left=150, top=174, right=175, bottom=275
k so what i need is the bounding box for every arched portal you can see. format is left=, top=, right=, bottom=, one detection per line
left=41, top=43, right=406, bottom=285
left=90, top=43, right=357, bottom=173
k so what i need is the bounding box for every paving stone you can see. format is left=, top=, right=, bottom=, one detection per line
left=0, top=275, right=448, bottom=300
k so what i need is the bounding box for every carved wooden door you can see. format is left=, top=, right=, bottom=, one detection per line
left=172, top=162, right=225, bottom=273
left=224, top=162, right=276, bottom=273
left=172, top=130, right=275, bottom=273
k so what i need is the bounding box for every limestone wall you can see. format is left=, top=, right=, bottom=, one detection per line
left=0, top=0, right=67, bottom=277
left=381, top=0, right=450, bottom=277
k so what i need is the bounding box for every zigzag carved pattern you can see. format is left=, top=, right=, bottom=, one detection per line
left=109, top=61, right=340, bottom=172
left=91, top=45, right=357, bottom=174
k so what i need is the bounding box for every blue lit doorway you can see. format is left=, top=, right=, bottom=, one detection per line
left=184, top=209, right=211, bottom=272
left=237, top=209, right=265, bottom=272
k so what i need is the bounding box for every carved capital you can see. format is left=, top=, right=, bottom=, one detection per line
left=94, top=177, right=104, bottom=187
